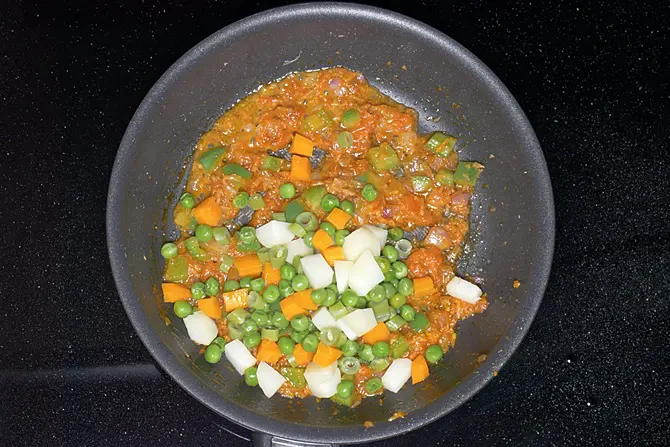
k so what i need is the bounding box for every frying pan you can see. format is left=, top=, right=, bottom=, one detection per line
left=106, top=3, right=554, bottom=445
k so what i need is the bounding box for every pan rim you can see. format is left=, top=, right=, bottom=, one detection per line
left=106, top=2, right=555, bottom=443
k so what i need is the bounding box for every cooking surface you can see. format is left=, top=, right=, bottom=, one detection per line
left=0, top=1, right=667, bottom=445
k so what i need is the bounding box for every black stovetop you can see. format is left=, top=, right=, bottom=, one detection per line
left=1, top=1, right=667, bottom=445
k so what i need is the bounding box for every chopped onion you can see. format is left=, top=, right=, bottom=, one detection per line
left=451, top=191, right=471, bottom=206
left=382, top=358, right=412, bottom=393
left=257, top=361, right=286, bottom=398
left=311, top=307, right=338, bottom=331
left=224, top=339, right=257, bottom=375
left=304, top=361, right=341, bottom=398
left=336, top=318, right=358, bottom=340
left=347, top=250, right=385, bottom=296
left=340, top=308, right=377, bottom=338
left=287, top=238, right=314, bottom=263
left=255, top=220, right=295, bottom=248
left=446, top=276, right=483, bottom=304
left=363, top=224, right=388, bottom=250
left=300, top=253, right=334, bottom=289
left=334, top=260, right=354, bottom=294
left=342, top=227, right=380, bottom=261
left=183, top=311, right=218, bottom=345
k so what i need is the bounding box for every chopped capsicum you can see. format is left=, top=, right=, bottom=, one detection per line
left=185, top=237, right=209, bottom=261
left=454, top=162, right=484, bottom=187
left=425, top=132, right=457, bottom=157
left=304, top=109, right=332, bottom=132
left=261, top=156, right=282, bottom=172
left=284, top=200, right=305, bottom=223
left=301, top=185, right=326, bottom=210
left=280, top=367, right=307, bottom=389
left=411, top=175, right=433, bottom=193
left=222, top=163, right=252, bottom=179
left=164, top=255, right=188, bottom=282
left=367, top=142, right=400, bottom=172
left=198, top=147, right=226, bottom=173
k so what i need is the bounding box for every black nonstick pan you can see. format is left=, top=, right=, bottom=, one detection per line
left=107, top=3, right=554, bottom=445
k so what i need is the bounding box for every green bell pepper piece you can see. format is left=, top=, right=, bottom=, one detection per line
left=391, top=335, right=410, bottom=358
left=367, top=143, right=400, bottom=172
left=164, top=255, right=188, bottom=282
left=184, top=237, right=209, bottom=261
left=261, top=156, right=282, bottom=172
left=410, top=312, right=430, bottom=332
left=330, top=392, right=356, bottom=407
left=301, top=186, right=326, bottom=210
left=425, top=132, right=457, bottom=157
left=280, top=367, right=307, bottom=389
left=222, top=163, right=252, bottom=179
left=304, top=109, right=332, bottom=132
left=284, top=201, right=304, bottom=223
left=454, top=162, right=484, bottom=187
left=411, top=175, right=434, bottom=193
left=198, top=147, right=226, bottom=173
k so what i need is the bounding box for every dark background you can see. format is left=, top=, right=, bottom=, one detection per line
left=1, top=0, right=668, bottom=445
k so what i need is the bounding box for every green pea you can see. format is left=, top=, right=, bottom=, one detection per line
left=204, top=344, right=222, bottom=364
left=320, top=221, right=336, bottom=239
left=400, top=304, right=416, bottom=321
left=242, top=319, right=258, bottom=334
left=238, top=226, right=256, bottom=243
left=291, top=315, right=310, bottom=332
left=223, top=280, right=240, bottom=292
left=382, top=245, right=399, bottom=262
left=291, top=274, right=309, bottom=291
left=280, top=263, right=296, bottom=281
left=250, top=278, right=265, bottom=292
left=243, top=332, right=261, bottom=349
left=321, top=194, right=340, bottom=212
left=278, top=336, right=295, bottom=355
left=303, top=231, right=315, bottom=248
left=263, top=284, right=280, bottom=303
left=376, top=257, right=391, bottom=274
left=364, top=377, right=383, bottom=394
left=179, top=193, right=195, bottom=209
left=251, top=310, right=269, bottom=326
left=425, top=345, right=444, bottom=364
left=356, top=296, right=368, bottom=308
left=337, top=380, right=354, bottom=398
left=389, top=293, right=406, bottom=309
left=362, top=184, right=377, bottom=201
left=340, top=290, right=359, bottom=307
left=388, top=277, right=400, bottom=287
left=173, top=301, right=192, bottom=318
left=195, top=224, right=213, bottom=242
left=190, top=282, right=206, bottom=300
left=311, top=289, right=326, bottom=305
left=233, top=192, right=249, bottom=209
left=280, top=183, right=296, bottom=199
left=341, top=340, right=359, bottom=357
left=392, top=261, right=408, bottom=279
left=244, top=366, right=259, bottom=386
left=205, top=277, right=220, bottom=296
left=239, top=276, right=252, bottom=289
left=160, top=242, right=178, bottom=259
left=290, top=330, right=306, bottom=343
left=322, top=289, right=338, bottom=307
left=279, top=279, right=294, bottom=298
left=334, top=229, right=349, bottom=246
left=372, top=341, right=390, bottom=358
left=367, top=285, right=386, bottom=303
left=301, top=333, right=319, bottom=352
left=382, top=282, right=397, bottom=299
left=339, top=200, right=355, bottom=214
left=398, top=278, right=414, bottom=296
left=271, top=312, right=290, bottom=329
left=358, top=344, right=375, bottom=362
left=388, top=227, right=403, bottom=241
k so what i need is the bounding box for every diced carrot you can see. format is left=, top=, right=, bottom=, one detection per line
left=413, top=276, right=437, bottom=297
left=280, top=296, right=308, bottom=320
left=291, top=289, right=317, bottom=311
left=262, top=262, right=282, bottom=286
left=324, top=207, right=352, bottom=230
left=322, top=245, right=345, bottom=266
left=290, top=155, right=311, bottom=181
left=314, top=342, right=343, bottom=367
left=221, top=288, right=249, bottom=312
left=362, top=322, right=391, bottom=345
left=290, top=133, right=314, bottom=157
left=197, top=297, right=222, bottom=319
left=234, top=254, right=262, bottom=277
left=292, top=344, right=314, bottom=366
left=256, top=339, right=283, bottom=364
left=192, top=196, right=222, bottom=226
left=411, top=355, right=430, bottom=384
left=311, top=229, right=334, bottom=252
left=161, top=283, right=191, bottom=303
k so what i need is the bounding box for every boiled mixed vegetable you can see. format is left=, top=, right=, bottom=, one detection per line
left=158, top=67, right=487, bottom=407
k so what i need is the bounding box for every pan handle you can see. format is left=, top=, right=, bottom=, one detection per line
left=252, top=432, right=340, bottom=447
